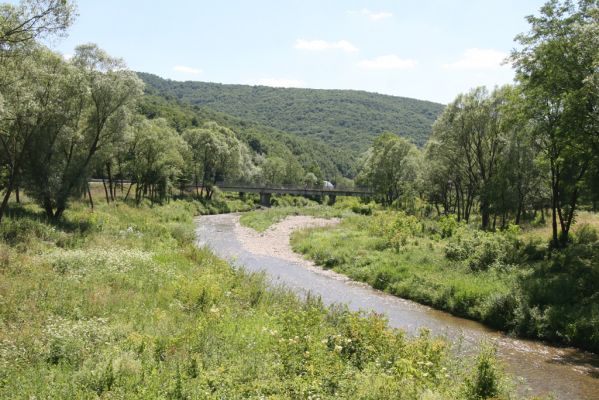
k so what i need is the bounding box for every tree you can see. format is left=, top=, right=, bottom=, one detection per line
left=260, top=156, right=287, bottom=186
left=425, top=87, right=514, bottom=229
left=0, top=0, right=75, bottom=50
left=182, top=122, right=243, bottom=199
left=22, top=44, right=143, bottom=219
left=357, top=133, right=419, bottom=206
left=0, top=0, right=76, bottom=221
left=303, top=172, right=318, bottom=188
left=126, top=117, right=187, bottom=204
left=0, top=47, right=80, bottom=221
left=511, top=0, right=599, bottom=246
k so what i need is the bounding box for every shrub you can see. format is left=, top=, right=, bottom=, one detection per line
left=462, top=346, right=503, bottom=400
left=574, top=223, right=598, bottom=245
left=438, top=214, right=461, bottom=238
left=271, top=195, right=316, bottom=207
left=444, top=229, right=520, bottom=271
left=368, top=211, right=421, bottom=251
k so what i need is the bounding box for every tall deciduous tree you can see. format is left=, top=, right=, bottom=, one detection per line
left=182, top=122, right=243, bottom=199
left=357, top=133, right=419, bottom=206
left=0, top=0, right=75, bottom=50
left=126, top=117, right=187, bottom=204
left=23, top=44, right=143, bottom=219
left=511, top=0, right=599, bottom=246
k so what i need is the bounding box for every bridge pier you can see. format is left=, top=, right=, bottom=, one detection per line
left=239, top=192, right=246, bottom=200
left=327, top=195, right=336, bottom=206
left=259, top=192, right=271, bottom=207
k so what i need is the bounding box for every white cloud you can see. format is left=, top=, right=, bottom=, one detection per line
left=358, top=55, right=417, bottom=70
left=349, top=8, right=393, bottom=21
left=294, top=39, right=359, bottom=53
left=173, top=65, right=202, bottom=75
left=250, top=78, right=305, bottom=88
left=63, top=53, right=73, bottom=61
left=443, top=48, right=509, bottom=70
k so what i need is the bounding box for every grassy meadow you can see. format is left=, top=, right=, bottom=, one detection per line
left=0, top=197, right=516, bottom=399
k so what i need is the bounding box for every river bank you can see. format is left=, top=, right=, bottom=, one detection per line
left=197, top=212, right=599, bottom=399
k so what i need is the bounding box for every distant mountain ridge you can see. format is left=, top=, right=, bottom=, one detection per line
left=137, top=72, right=444, bottom=156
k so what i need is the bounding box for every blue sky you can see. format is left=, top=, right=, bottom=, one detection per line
left=49, top=0, right=547, bottom=103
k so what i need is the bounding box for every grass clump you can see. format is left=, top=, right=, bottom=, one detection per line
left=0, top=200, right=514, bottom=398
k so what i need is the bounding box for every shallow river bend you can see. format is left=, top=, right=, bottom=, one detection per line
left=195, top=213, right=599, bottom=399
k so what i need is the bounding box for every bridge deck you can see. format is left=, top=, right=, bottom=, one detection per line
left=217, top=185, right=372, bottom=197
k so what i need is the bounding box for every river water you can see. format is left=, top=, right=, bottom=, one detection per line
left=195, top=213, right=599, bottom=399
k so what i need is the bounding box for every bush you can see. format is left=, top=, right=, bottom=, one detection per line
left=462, top=346, right=504, bottom=400
left=444, top=229, right=521, bottom=271
left=368, top=211, right=421, bottom=251
left=574, top=223, right=598, bottom=245
left=438, top=214, right=461, bottom=238
left=271, top=195, right=317, bottom=207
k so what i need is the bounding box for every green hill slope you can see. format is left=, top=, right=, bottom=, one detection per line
left=138, top=94, right=356, bottom=178
left=138, top=73, right=444, bottom=155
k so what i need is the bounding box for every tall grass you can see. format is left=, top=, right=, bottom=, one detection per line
left=0, top=200, right=513, bottom=398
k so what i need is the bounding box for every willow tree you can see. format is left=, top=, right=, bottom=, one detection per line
left=511, top=0, right=599, bottom=246
left=126, top=117, right=187, bottom=204
left=0, top=0, right=75, bottom=49
left=22, top=44, right=143, bottom=219
left=182, top=122, right=244, bottom=199
left=357, top=133, right=420, bottom=206
left=0, top=0, right=76, bottom=221
left=0, top=47, right=81, bottom=221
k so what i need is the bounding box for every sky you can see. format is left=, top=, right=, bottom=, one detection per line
left=46, top=0, right=548, bottom=104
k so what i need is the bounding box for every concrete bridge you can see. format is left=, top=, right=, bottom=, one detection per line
left=217, top=183, right=373, bottom=206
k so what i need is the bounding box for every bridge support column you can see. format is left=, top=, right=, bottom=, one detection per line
left=239, top=192, right=246, bottom=200
left=327, top=195, right=336, bottom=206
left=260, top=192, right=271, bottom=207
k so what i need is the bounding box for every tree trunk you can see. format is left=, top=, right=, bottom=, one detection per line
left=87, top=182, right=94, bottom=211
left=0, top=185, right=14, bottom=223
left=43, top=196, right=55, bottom=219
left=102, top=177, right=110, bottom=204
left=515, top=202, right=523, bottom=225
left=480, top=200, right=490, bottom=230
left=106, top=163, right=115, bottom=201
left=124, top=182, right=133, bottom=201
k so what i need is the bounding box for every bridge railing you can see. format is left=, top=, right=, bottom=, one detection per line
left=215, top=182, right=373, bottom=194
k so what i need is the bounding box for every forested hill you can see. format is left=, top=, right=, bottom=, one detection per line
left=137, top=72, right=444, bottom=153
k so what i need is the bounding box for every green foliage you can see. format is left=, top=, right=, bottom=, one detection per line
left=357, top=133, right=421, bottom=206
left=292, top=208, right=599, bottom=352
left=138, top=93, right=352, bottom=180
left=462, top=346, right=504, bottom=400
left=573, top=223, right=598, bottom=245
left=0, top=0, right=76, bottom=48
left=0, top=200, right=506, bottom=398
left=271, top=194, right=317, bottom=207
left=511, top=0, right=599, bottom=246
left=127, top=117, right=187, bottom=204
left=137, top=72, right=444, bottom=158
left=444, top=228, right=521, bottom=271
left=438, top=215, right=461, bottom=238
left=516, top=242, right=599, bottom=352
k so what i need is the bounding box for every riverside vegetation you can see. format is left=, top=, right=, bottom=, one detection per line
left=281, top=204, right=599, bottom=353
left=0, top=197, right=517, bottom=399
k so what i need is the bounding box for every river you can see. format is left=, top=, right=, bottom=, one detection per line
left=195, top=213, right=599, bottom=399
